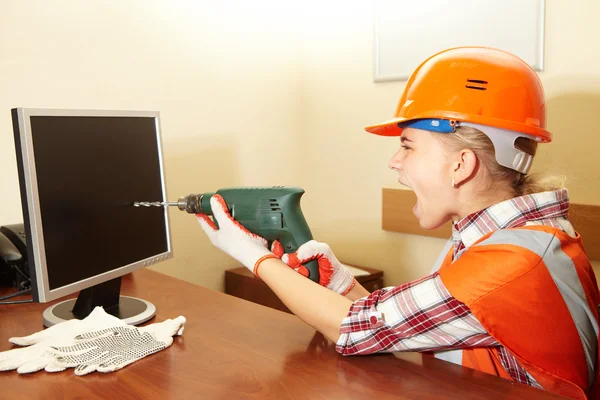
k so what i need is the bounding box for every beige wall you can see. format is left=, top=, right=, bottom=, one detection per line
left=1, top=1, right=598, bottom=292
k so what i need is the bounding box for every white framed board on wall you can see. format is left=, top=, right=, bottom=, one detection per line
left=374, top=0, right=545, bottom=82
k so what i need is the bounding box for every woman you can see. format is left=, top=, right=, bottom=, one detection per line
left=197, top=47, right=600, bottom=400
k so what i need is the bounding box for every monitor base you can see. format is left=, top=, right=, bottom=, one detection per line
left=42, top=296, right=156, bottom=327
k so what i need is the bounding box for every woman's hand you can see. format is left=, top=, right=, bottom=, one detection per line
left=276, top=240, right=356, bottom=296
left=196, top=194, right=278, bottom=276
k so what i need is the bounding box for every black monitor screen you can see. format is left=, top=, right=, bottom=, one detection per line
left=29, top=116, right=168, bottom=290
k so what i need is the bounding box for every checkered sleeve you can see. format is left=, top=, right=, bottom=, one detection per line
left=336, top=272, right=499, bottom=355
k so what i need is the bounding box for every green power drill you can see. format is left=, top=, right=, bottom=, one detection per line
left=147, top=187, right=319, bottom=283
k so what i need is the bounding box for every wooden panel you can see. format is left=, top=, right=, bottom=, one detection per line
left=569, top=203, right=600, bottom=261
left=382, top=188, right=452, bottom=239
left=382, top=188, right=600, bottom=260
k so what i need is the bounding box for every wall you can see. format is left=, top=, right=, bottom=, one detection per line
left=0, top=0, right=301, bottom=291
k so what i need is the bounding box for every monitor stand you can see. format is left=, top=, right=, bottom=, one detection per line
left=42, top=277, right=155, bottom=327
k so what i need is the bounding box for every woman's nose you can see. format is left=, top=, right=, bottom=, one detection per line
left=388, top=149, right=404, bottom=171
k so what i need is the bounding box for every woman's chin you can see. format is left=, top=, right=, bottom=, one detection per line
left=418, top=219, right=433, bottom=230
left=415, top=202, right=443, bottom=230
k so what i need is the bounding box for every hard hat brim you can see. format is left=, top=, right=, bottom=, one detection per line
left=364, top=118, right=406, bottom=136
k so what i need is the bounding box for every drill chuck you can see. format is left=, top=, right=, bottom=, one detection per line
left=175, top=194, right=203, bottom=214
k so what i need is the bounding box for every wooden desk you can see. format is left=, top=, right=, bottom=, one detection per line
left=0, top=270, right=566, bottom=400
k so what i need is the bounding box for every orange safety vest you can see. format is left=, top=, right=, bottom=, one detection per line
left=437, top=225, right=600, bottom=400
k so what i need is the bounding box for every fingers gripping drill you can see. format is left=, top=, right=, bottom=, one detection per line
left=135, top=187, right=320, bottom=283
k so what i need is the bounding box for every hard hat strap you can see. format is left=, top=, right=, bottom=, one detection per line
left=458, top=122, right=537, bottom=174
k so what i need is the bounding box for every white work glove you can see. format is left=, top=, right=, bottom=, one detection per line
left=48, top=316, right=186, bottom=376
left=281, top=240, right=356, bottom=295
left=196, top=194, right=279, bottom=276
left=0, top=307, right=126, bottom=374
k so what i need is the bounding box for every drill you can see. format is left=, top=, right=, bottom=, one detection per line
left=136, top=187, right=319, bottom=283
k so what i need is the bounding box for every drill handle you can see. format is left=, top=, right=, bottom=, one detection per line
left=278, top=194, right=320, bottom=284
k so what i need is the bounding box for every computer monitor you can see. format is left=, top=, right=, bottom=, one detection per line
left=10, top=108, right=172, bottom=327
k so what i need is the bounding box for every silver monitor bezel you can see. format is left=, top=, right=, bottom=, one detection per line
left=13, top=108, right=173, bottom=303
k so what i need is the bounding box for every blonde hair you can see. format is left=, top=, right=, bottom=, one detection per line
left=435, top=126, right=566, bottom=196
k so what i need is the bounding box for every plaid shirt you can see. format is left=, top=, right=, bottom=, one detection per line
left=336, top=189, right=571, bottom=389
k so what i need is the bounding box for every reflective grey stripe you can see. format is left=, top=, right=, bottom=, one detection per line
left=434, top=349, right=463, bottom=365
left=475, top=229, right=599, bottom=386
left=431, top=238, right=454, bottom=273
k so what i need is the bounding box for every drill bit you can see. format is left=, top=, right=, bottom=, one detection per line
left=133, top=201, right=178, bottom=207
left=133, top=195, right=203, bottom=213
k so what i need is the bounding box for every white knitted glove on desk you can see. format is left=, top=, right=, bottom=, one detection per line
left=0, top=307, right=126, bottom=373
left=49, top=316, right=186, bottom=376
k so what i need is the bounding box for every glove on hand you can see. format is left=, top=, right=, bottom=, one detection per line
left=49, top=316, right=186, bottom=376
left=0, top=307, right=126, bottom=374
left=196, top=194, right=278, bottom=276
left=278, top=240, right=356, bottom=295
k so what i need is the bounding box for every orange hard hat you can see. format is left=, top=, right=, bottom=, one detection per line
left=365, top=46, right=551, bottom=142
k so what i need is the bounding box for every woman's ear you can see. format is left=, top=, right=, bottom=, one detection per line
left=451, top=149, right=478, bottom=187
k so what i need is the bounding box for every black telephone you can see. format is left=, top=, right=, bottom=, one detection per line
left=0, top=224, right=31, bottom=291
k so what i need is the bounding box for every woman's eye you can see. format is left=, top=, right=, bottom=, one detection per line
left=400, top=144, right=411, bottom=150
